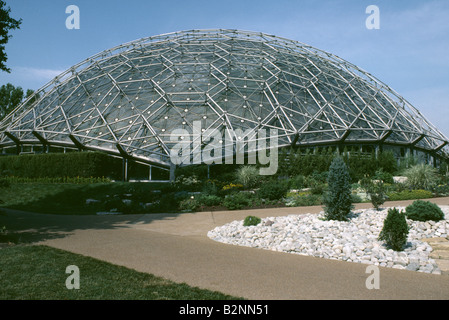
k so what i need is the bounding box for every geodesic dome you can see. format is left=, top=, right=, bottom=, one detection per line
left=0, top=29, right=448, bottom=170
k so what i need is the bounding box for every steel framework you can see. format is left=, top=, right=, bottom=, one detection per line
left=0, top=29, right=447, bottom=169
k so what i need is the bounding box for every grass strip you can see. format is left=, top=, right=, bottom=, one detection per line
left=0, top=245, right=243, bottom=300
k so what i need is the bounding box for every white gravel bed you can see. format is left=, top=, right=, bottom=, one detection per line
left=207, top=205, right=449, bottom=274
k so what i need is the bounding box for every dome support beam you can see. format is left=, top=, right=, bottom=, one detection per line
left=4, top=132, right=21, bottom=154
left=68, top=134, right=85, bottom=151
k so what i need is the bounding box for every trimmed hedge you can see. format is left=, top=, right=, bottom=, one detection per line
left=0, top=152, right=121, bottom=179
left=386, top=189, right=433, bottom=201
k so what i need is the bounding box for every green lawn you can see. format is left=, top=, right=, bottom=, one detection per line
left=0, top=245, right=243, bottom=300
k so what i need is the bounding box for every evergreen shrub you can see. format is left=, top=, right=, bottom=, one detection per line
left=323, top=157, right=353, bottom=221
left=405, top=200, right=444, bottom=222
left=243, top=216, right=261, bottom=226
left=257, top=180, right=289, bottom=200
left=386, top=189, right=433, bottom=201
left=223, top=192, right=252, bottom=210
left=378, top=207, right=409, bottom=251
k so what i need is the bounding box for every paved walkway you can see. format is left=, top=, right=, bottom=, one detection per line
left=2, top=198, right=449, bottom=299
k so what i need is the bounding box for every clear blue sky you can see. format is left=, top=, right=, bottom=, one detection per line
left=1, top=0, right=448, bottom=138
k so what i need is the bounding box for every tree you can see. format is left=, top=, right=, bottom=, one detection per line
left=361, top=176, right=386, bottom=210
left=0, top=82, right=23, bottom=119
left=323, top=156, right=354, bottom=221
left=378, top=207, right=409, bottom=251
left=0, top=1, right=22, bottom=73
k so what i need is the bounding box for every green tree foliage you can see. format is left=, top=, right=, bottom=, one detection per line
left=0, top=1, right=22, bottom=73
left=0, top=83, right=23, bottom=118
left=323, top=156, right=353, bottom=221
left=278, top=147, right=397, bottom=182
left=378, top=207, right=409, bottom=251
left=0, top=84, right=38, bottom=120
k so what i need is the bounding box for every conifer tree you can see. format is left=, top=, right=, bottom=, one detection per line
left=323, top=156, right=353, bottom=221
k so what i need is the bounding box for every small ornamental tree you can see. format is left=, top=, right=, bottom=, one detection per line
left=378, top=207, right=409, bottom=251
left=361, top=176, right=386, bottom=210
left=323, top=156, right=353, bottom=221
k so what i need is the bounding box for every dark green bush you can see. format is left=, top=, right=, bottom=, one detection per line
left=0, top=178, right=10, bottom=188
left=201, top=180, right=220, bottom=196
left=198, top=194, right=222, bottom=207
left=223, top=192, right=252, bottom=210
left=288, top=175, right=305, bottom=189
left=243, top=216, right=261, bottom=227
left=0, top=152, right=121, bottom=179
left=405, top=200, right=444, bottom=222
left=178, top=198, right=199, bottom=212
left=374, top=169, right=394, bottom=184
left=378, top=207, right=409, bottom=251
left=257, top=180, right=289, bottom=200
left=154, top=193, right=180, bottom=213
left=323, top=157, right=353, bottom=221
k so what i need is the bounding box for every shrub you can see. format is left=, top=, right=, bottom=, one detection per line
left=154, top=193, right=180, bottom=212
left=0, top=152, right=121, bottom=179
left=370, top=191, right=386, bottom=210
left=285, top=193, right=322, bottom=207
left=351, top=193, right=363, bottom=204
left=257, top=180, right=289, bottom=200
left=361, top=177, right=386, bottom=210
left=323, top=157, right=353, bottom=221
left=243, top=216, right=261, bottom=226
left=378, top=207, right=409, bottom=251
left=403, top=164, right=439, bottom=190
left=288, top=175, right=305, bottom=189
left=386, top=189, right=433, bottom=201
left=222, top=192, right=252, bottom=210
left=201, top=180, right=220, bottom=196
left=178, top=198, right=199, bottom=212
left=235, top=165, right=260, bottom=189
left=405, top=200, right=444, bottom=222
left=0, top=178, right=10, bottom=188
left=174, top=175, right=202, bottom=191
left=310, top=181, right=326, bottom=195
left=432, top=184, right=449, bottom=197
left=198, top=194, right=222, bottom=207
left=373, top=169, right=394, bottom=184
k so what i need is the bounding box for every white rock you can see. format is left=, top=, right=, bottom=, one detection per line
left=207, top=205, right=449, bottom=275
